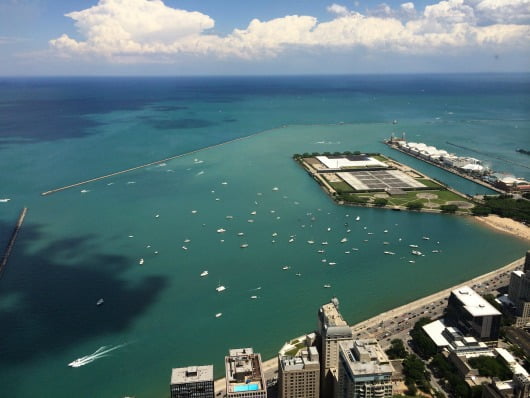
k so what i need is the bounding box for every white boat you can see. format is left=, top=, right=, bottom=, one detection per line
left=250, top=211, right=257, bottom=215
left=383, top=251, right=395, bottom=255
left=367, top=232, right=374, bottom=235
left=295, top=273, right=302, bottom=276
left=346, top=229, right=351, bottom=233
left=222, top=181, right=228, bottom=185
left=355, top=216, right=360, bottom=221
left=327, top=227, right=331, bottom=231
left=323, top=284, right=331, bottom=288
left=411, top=250, right=422, bottom=256
left=184, top=239, right=191, bottom=243
left=226, top=215, right=233, bottom=219
left=216, top=284, right=226, bottom=292
left=307, top=240, right=315, bottom=244
left=272, top=187, right=279, bottom=191
left=155, top=214, right=160, bottom=218
left=250, top=295, right=258, bottom=299
left=96, top=298, right=104, bottom=306
left=237, top=232, right=244, bottom=236
left=329, top=262, right=337, bottom=266
left=80, top=189, right=90, bottom=193
left=340, top=238, right=348, bottom=243
left=217, top=228, right=226, bottom=233
left=322, top=241, right=328, bottom=245
left=422, top=236, right=430, bottom=240
left=432, top=249, right=441, bottom=253
left=138, top=258, right=144, bottom=265
left=383, top=230, right=388, bottom=233
left=352, top=248, right=359, bottom=251
left=345, top=251, right=350, bottom=254
left=215, top=313, right=222, bottom=318
left=182, top=246, right=188, bottom=251
left=282, top=266, right=290, bottom=270
left=288, top=238, right=295, bottom=243
left=272, top=232, right=278, bottom=237
left=317, top=249, right=325, bottom=253
left=240, top=243, right=249, bottom=248
left=200, top=271, right=208, bottom=277
left=409, top=260, right=416, bottom=263
left=321, top=259, right=327, bottom=263
left=409, top=244, right=419, bottom=248
left=383, top=242, right=389, bottom=245
left=191, top=210, right=198, bottom=214
left=0, top=198, right=11, bottom=203
left=247, top=219, right=254, bottom=223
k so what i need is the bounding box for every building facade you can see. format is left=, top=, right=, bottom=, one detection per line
left=445, top=285, right=501, bottom=344
left=335, top=339, right=394, bottom=398
left=318, top=298, right=353, bottom=398
left=170, top=365, right=214, bottom=398
left=508, top=252, right=530, bottom=328
left=278, top=347, right=320, bottom=398
left=225, top=348, right=267, bottom=398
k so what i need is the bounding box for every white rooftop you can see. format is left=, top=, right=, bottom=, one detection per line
left=452, top=286, right=501, bottom=317
left=423, top=319, right=450, bottom=347
left=316, top=155, right=387, bottom=169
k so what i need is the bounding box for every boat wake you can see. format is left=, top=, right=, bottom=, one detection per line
left=68, top=344, right=126, bottom=368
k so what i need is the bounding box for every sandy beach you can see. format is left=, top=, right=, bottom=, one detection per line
left=474, top=215, right=530, bottom=241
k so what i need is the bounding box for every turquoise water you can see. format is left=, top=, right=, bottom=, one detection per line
left=0, top=76, right=528, bottom=398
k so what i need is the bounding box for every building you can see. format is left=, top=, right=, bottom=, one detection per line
left=318, top=298, right=353, bottom=398
left=335, top=339, right=394, bottom=398
left=170, top=365, right=214, bottom=398
left=508, top=251, right=530, bottom=328
left=225, top=348, right=267, bottom=398
left=482, top=374, right=530, bottom=398
left=445, top=285, right=501, bottom=345
left=278, top=347, right=320, bottom=398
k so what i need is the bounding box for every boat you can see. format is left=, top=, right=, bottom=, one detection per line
left=384, top=251, right=395, bottom=255
left=191, top=210, right=198, bottom=214
left=352, top=248, right=359, bottom=251
left=411, top=250, right=422, bottom=256
left=200, top=271, right=208, bottom=277
left=355, top=216, right=360, bottom=221
left=222, top=181, right=228, bottom=185
left=217, top=228, right=226, bottom=233
left=216, top=284, right=226, bottom=292
left=240, top=243, right=249, bottom=248
left=247, top=219, right=254, bottom=223
left=383, top=230, right=388, bottom=233
left=340, top=238, right=348, bottom=243
left=0, top=198, right=11, bottom=203
left=288, top=238, right=295, bottom=243
left=96, top=298, right=104, bottom=306
left=272, top=232, right=278, bottom=237
left=250, top=211, right=257, bottom=215
left=345, top=251, right=350, bottom=254
left=346, top=229, right=351, bottom=233
left=367, top=232, right=374, bottom=235
left=422, top=236, right=430, bottom=240
left=323, top=284, right=331, bottom=288
left=327, top=227, right=331, bottom=231
left=226, top=215, right=233, bottom=219
left=295, top=273, right=302, bottom=276
left=329, top=262, right=337, bottom=266
left=155, top=214, right=160, bottom=218
left=272, top=187, right=279, bottom=191
left=182, top=246, right=188, bottom=251
left=383, top=242, right=389, bottom=245
left=184, top=239, right=191, bottom=243
left=322, top=241, right=328, bottom=245
left=321, top=259, right=327, bottom=263
left=432, top=249, right=441, bottom=253
left=409, top=244, right=419, bottom=248
left=282, top=266, right=290, bottom=270
left=250, top=295, right=258, bottom=299
left=307, top=240, right=315, bottom=244
left=317, top=249, right=325, bottom=253
left=138, top=258, right=144, bottom=265
left=408, top=260, right=416, bottom=263
left=80, top=189, right=90, bottom=193
left=237, top=232, right=244, bottom=236
left=215, top=313, right=222, bottom=318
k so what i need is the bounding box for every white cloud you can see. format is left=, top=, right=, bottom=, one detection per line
left=472, top=0, right=530, bottom=25
left=49, top=0, right=530, bottom=62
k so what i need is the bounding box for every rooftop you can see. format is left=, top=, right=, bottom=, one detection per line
left=280, top=347, right=320, bottom=372
left=225, top=348, right=265, bottom=393
left=451, top=285, right=501, bottom=317
left=171, top=365, right=213, bottom=385
left=316, top=155, right=387, bottom=170
left=339, top=339, right=393, bottom=377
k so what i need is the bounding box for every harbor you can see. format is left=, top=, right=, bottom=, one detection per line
left=0, top=207, right=28, bottom=278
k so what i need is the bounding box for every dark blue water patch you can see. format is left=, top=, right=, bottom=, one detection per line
left=0, top=221, right=168, bottom=364
left=150, top=118, right=216, bottom=129
left=223, top=118, right=237, bottom=123
left=150, top=105, right=188, bottom=112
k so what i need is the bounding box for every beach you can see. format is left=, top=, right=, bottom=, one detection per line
left=474, top=215, right=530, bottom=241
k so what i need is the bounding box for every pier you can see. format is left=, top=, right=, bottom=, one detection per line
left=0, top=207, right=28, bottom=278
left=384, top=140, right=505, bottom=194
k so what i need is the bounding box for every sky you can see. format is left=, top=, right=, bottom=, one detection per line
left=0, top=0, right=529, bottom=75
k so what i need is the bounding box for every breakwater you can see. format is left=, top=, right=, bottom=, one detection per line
left=0, top=207, right=28, bottom=278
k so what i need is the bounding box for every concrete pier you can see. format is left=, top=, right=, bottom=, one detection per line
left=0, top=207, right=28, bottom=278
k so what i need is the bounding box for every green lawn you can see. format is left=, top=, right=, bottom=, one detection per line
left=329, top=181, right=353, bottom=193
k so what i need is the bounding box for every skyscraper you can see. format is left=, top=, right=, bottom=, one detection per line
left=170, top=365, right=214, bottom=398
left=225, top=348, right=267, bottom=398
left=278, top=346, right=320, bottom=398
left=318, top=298, right=353, bottom=398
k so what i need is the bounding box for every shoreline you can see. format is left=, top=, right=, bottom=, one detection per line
left=213, top=255, right=526, bottom=396
left=473, top=214, right=530, bottom=241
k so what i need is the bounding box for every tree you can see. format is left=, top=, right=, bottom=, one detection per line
left=386, top=339, right=407, bottom=359
left=407, top=202, right=424, bottom=211
left=374, top=198, right=389, bottom=207
left=410, top=318, right=437, bottom=359
left=472, top=205, right=491, bottom=216
left=440, top=204, right=458, bottom=213
left=468, top=356, right=513, bottom=380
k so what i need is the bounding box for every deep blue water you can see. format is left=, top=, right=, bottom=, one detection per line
left=0, top=74, right=528, bottom=398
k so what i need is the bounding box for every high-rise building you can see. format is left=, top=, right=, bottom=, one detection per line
left=445, top=285, right=501, bottom=345
left=225, top=348, right=267, bottom=398
left=335, top=339, right=394, bottom=398
left=170, top=365, right=214, bottom=398
left=278, top=346, right=320, bottom=398
left=508, top=251, right=530, bottom=328
left=318, top=298, right=353, bottom=398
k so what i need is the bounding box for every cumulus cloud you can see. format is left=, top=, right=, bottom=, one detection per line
left=49, top=0, right=530, bottom=62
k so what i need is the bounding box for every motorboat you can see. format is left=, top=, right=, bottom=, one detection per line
left=282, top=266, right=290, bottom=270
left=355, top=216, right=360, bottom=221
left=96, top=298, right=104, bottom=306
left=411, top=250, right=422, bottom=256
left=138, top=258, right=144, bottom=265
left=217, top=228, right=226, bottom=233
left=307, top=240, right=315, bottom=244
left=237, top=232, right=244, bottom=236
left=216, top=284, right=226, bottom=292
left=215, top=313, right=222, bottom=318
left=240, top=244, right=249, bottom=248
left=323, top=284, right=331, bottom=288
left=340, top=238, right=348, bottom=243
left=409, top=244, right=419, bottom=248
left=200, top=271, right=208, bottom=277
left=384, top=251, right=395, bottom=255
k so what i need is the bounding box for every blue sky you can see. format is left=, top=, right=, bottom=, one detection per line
left=0, top=0, right=529, bottom=75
